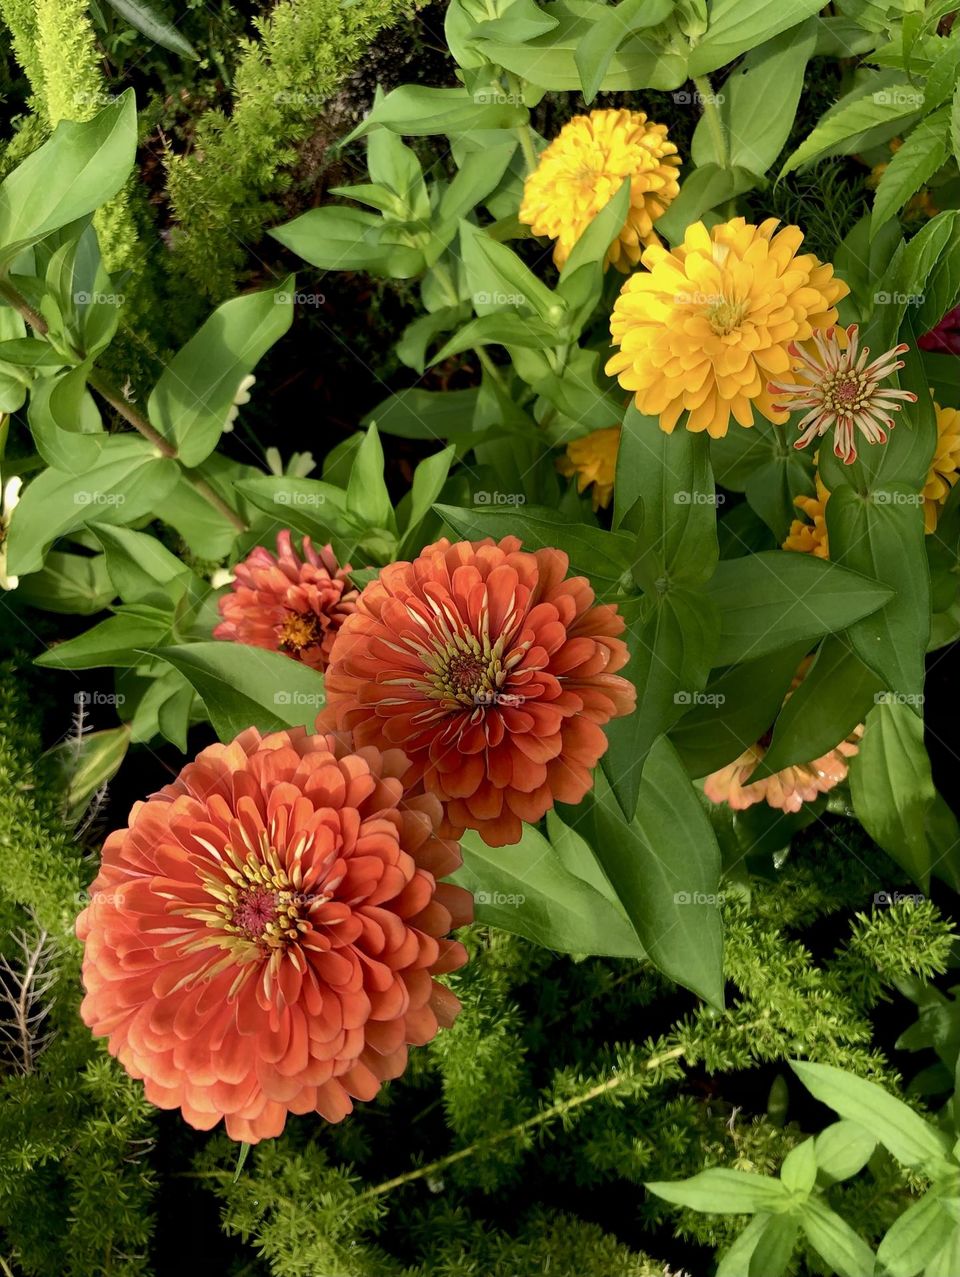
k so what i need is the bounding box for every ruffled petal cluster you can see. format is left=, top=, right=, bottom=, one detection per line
left=519, top=109, right=680, bottom=271
left=606, top=218, right=848, bottom=438
left=321, top=537, right=635, bottom=847
left=77, top=728, right=470, bottom=1142
left=783, top=473, right=830, bottom=559
left=214, top=531, right=358, bottom=672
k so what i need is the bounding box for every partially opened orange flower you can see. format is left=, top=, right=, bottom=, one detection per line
left=703, top=662, right=862, bottom=814
left=214, top=531, right=358, bottom=672
left=557, top=426, right=620, bottom=510
left=320, top=538, right=636, bottom=847
left=77, top=727, right=470, bottom=1142
left=783, top=474, right=830, bottom=559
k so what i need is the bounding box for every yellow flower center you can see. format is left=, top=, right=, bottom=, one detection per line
left=278, top=611, right=321, bottom=655
left=824, top=371, right=869, bottom=415
left=706, top=297, right=748, bottom=336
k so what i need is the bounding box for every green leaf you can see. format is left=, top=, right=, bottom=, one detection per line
left=4, top=436, right=179, bottom=577
left=556, top=177, right=631, bottom=327
left=689, top=0, right=825, bottom=76
left=398, top=446, right=456, bottom=558
left=602, top=589, right=719, bottom=815
left=575, top=0, right=674, bottom=103
left=269, top=207, right=423, bottom=278
left=701, top=553, right=894, bottom=666
left=780, top=1138, right=817, bottom=1195
left=432, top=312, right=562, bottom=361
left=824, top=485, right=929, bottom=705
left=147, top=279, right=293, bottom=467
left=877, top=1192, right=955, bottom=1277
left=468, top=8, right=687, bottom=93
left=346, top=425, right=396, bottom=535
left=453, top=826, right=644, bottom=958
left=692, top=20, right=817, bottom=174
left=755, top=637, right=882, bottom=779
left=814, top=1121, right=878, bottom=1184
left=364, top=387, right=482, bottom=441
left=28, top=365, right=105, bottom=475
left=781, top=79, right=925, bottom=178
left=0, top=93, right=136, bottom=266
left=798, top=1196, right=876, bottom=1277
left=849, top=700, right=936, bottom=889
left=35, top=611, right=173, bottom=669
left=434, top=503, right=635, bottom=585
left=103, top=0, right=198, bottom=57
left=460, top=220, right=563, bottom=322
left=647, top=1167, right=790, bottom=1213
left=14, top=550, right=114, bottom=615
left=396, top=305, right=470, bottom=373
left=710, top=418, right=814, bottom=543
left=656, top=165, right=759, bottom=244
left=545, top=808, right=622, bottom=908
left=790, top=1059, right=952, bottom=1170
left=616, top=406, right=719, bottom=588
left=46, top=725, right=129, bottom=826
left=153, top=643, right=326, bottom=742
left=669, top=643, right=808, bottom=779
left=341, top=85, right=528, bottom=140
left=89, top=522, right=191, bottom=604
left=871, top=108, right=950, bottom=235
left=569, top=740, right=724, bottom=1006
left=876, top=210, right=960, bottom=347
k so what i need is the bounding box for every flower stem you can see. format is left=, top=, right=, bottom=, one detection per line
left=693, top=75, right=728, bottom=169
left=508, top=74, right=540, bottom=176
left=358, top=1043, right=686, bottom=1201
left=0, top=276, right=247, bottom=534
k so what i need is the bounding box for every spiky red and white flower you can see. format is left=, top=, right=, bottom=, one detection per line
left=768, top=325, right=917, bottom=465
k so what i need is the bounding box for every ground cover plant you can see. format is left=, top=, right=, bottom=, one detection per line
left=2, top=0, right=960, bottom=1273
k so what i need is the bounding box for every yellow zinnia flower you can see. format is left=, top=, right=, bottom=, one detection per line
left=605, top=218, right=849, bottom=438
left=924, top=402, right=960, bottom=532
left=519, top=109, right=680, bottom=271
left=557, top=426, right=620, bottom=510
left=783, top=473, right=830, bottom=558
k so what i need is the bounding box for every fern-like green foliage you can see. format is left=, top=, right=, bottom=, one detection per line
left=0, top=660, right=157, bottom=1276
left=163, top=0, right=421, bottom=306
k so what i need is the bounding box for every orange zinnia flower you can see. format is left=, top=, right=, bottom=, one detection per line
left=320, top=538, right=636, bottom=847
left=77, top=728, right=471, bottom=1143
left=214, top=531, right=359, bottom=672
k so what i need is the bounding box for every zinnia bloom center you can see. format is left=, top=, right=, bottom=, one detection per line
left=706, top=296, right=747, bottom=336
left=191, top=843, right=320, bottom=957
left=428, top=637, right=511, bottom=707
left=278, top=610, right=322, bottom=655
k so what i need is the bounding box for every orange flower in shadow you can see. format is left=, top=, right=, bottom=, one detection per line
left=214, top=531, right=358, bottom=672
left=320, top=538, right=636, bottom=847
left=77, top=728, right=470, bottom=1142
